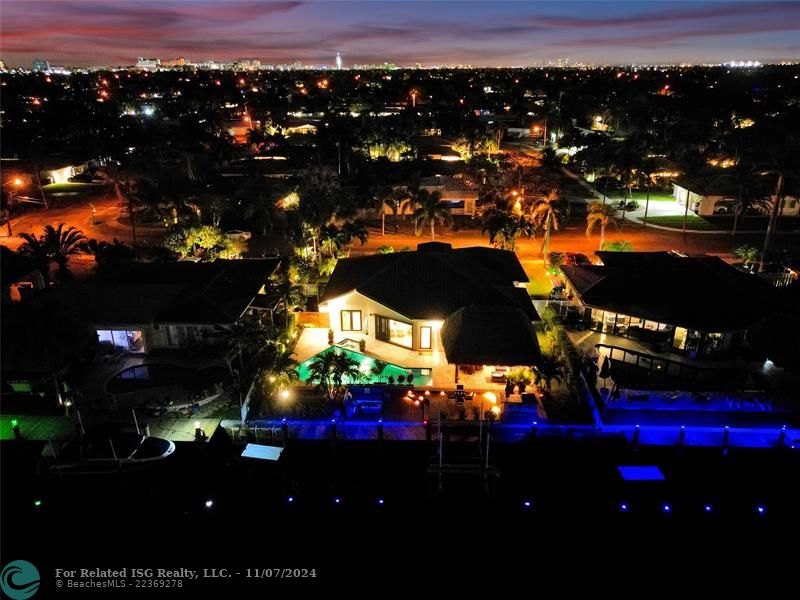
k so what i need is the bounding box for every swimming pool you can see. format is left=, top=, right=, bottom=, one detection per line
left=295, top=346, right=421, bottom=385
left=107, top=363, right=228, bottom=394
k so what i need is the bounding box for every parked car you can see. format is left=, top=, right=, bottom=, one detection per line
left=225, top=230, right=252, bottom=241
left=713, top=199, right=737, bottom=214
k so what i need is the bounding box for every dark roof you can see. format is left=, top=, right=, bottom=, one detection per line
left=441, top=305, right=541, bottom=366
left=321, top=243, right=536, bottom=320
left=561, top=252, right=776, bottom=331
left=80, top=259, right=280, bottom=325
left=674, top=173, right=780, bottom=197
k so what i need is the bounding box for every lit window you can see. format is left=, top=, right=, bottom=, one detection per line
left=341, top=310, right=362, bottom=332
left=420, top=326, right=432, bottom=350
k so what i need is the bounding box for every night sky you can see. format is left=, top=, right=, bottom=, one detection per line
left=2, top=1, right=799, bottom=67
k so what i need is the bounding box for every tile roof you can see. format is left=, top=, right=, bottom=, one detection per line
left=561, top=252, right=776, bottom=332
left=321, top=243, right=535, bottom=320
left=441, top=305, right=541, bottom=366
left=80, top=258, right=280, bottom=325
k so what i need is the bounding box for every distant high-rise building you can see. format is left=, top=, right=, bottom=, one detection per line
left=136, top=57, right=161, bottom=71
left=32, top=58, right=50, bottom=72
left=161, top=57, right=187, bottom=68
left=336, top=52, right=343, bottom=70
left=234, top=57, right=261, bottom=70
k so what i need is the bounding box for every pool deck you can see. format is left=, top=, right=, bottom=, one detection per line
left=294, top=328, right=519, bottom=392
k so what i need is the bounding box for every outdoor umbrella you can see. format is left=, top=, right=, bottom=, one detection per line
left=599, top=356, right=611, bottom=379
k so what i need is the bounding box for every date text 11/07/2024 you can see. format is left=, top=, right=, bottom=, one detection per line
left=54, top=568, right=318, bottom=579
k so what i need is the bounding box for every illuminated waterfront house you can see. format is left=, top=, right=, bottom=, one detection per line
left=312, top=243, right=540, bottom=384
left=560, top=252, right=776, bottom=359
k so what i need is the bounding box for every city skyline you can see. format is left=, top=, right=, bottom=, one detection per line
left=2, top=1, right=799, bottom=68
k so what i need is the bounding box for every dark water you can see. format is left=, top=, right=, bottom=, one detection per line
left=2, top=434, right=796, bottom=591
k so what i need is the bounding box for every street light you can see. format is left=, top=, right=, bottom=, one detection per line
left=410, top=91, right=417, bottom=108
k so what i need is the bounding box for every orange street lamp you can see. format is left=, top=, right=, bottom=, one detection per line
left=410, top=91, right=417, bottom=108
left=13, top=178, right=23, bottom=187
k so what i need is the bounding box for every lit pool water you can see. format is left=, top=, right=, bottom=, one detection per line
left=296, top=346, right=420, bottom=385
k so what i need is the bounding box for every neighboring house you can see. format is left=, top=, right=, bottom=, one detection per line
left=75, top=259, right=280, bottom=353
left=39, top=157, right=97, bottom=185
left=672, top=177, right=799, bottom=217
left=419, top=175, right=479, bottom=217
left=317, top=242, right=540, bottom=379
left=382, top=176, right=479, bottom=219
left=411, top=137, right=462, bottom=162
left=0, top=246, right=46, bottom=303
left=560, top=251, right=776, bottom=359
left=284, top=121, right=318, bottom=136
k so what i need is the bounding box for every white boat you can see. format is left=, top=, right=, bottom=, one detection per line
left=41, top=430, right=175, bottom=474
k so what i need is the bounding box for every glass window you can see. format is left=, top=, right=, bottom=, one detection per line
left=602, top=312, right=617, bottom=334
left=375, top=316, right=413, bottom=348
left=420, top=326, right=432, bottom=350
left=673, top=327, right=688, bottom=350
left=706, top=332, right=724, bottom=354
left=614, top=314, right=630, bottom=337
left=590, top=309, right=603, bottom=331
left=97, top=330, right=114, bottom=345
left=388, top=319, right=413, bottom=348
left=628, top=317, right=643, bottom=340
left=643, top=320, right=658, bottom=331
left=341, top=310, right=362, bottom=331
left=112, top=330, right=129, bottom=349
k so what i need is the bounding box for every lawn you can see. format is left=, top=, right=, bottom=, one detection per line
left=43, top=182, right=107, bottom=195
left=521, top=263, right=555, bottom=299
left=629, top=191, right=675, bottom=202
left=644, top=215, right=719, bottom=230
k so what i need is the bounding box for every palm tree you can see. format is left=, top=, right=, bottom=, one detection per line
left=297, top=167, right=343, bottom=256
left=586, top=202, right=618, bottom=251
left=20, top=224, right=87, bottom=283
left=370, top=359, right=389, bottom=383
left=638, top=157, right=659, bottom=226
left=336, top=221, right=369, bottom=251
left=480, top=208, right=533, bottom=251
left=716, top=162, right=771, bottom=237
left=46, top=224, right=87, bottom=282
left=529, top=188, right=564, bottom=258
left=378, top=187, right=408, bottom=234
left=97, top=164, right=138, bottom=244
left=305, top=350, right=338, bottom=402
left=18, top=231, right=51, bottom=284
left=758, top=123, right=799, bottom=271
left=533, top=355, right=565, bottom=391
left=332, top=352, right=362, bottom=389
left=264, top=346, right=300, bottom=390
left=412, top=189, right=451, bottom=240
left=80, top=238, right=136, bottom=273
left=305, top=349, right=362, bottom=403
left=208, top=321, right=276, bottom=386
